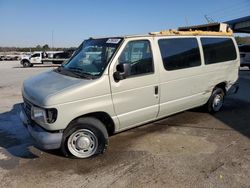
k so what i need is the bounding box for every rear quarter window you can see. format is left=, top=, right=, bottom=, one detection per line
left=201, top=38, right=237, bottom=64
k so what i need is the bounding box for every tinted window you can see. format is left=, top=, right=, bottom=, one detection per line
left=118, top=40, right=153, bottom=76
left=239, top=45, right=250, bottom=53
left=158, top=38, right=201, bottom=71
left=201, top=38, right=237, bottom=64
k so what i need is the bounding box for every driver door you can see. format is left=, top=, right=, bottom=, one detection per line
left=109, top=39, right=160, bottom=130
left=30, top=53, right=41, bottom=64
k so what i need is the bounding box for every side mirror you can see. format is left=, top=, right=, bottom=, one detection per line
left=113, top=63, right=131, bottom=81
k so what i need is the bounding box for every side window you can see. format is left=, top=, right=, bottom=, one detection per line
left=158, top=38, right=201, bottom=71
left=118, top=40, right=154, bottom=76
left=201, top=38, right=237, bottom=64
left=31, top=53, right=40, bottom=58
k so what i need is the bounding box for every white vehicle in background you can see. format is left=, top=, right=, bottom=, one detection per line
left=20, top=51, right=47, bottom=67
left=20, top=51, right=72, bottom=67
left=239, top=44, right=250, bottom=69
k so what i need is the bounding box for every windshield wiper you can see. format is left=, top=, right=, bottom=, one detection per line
left=67, top=67, right=84, bottom=73
left=67, top=67, right=98, bottom=79
left=54, top=66, right=83, bottom=78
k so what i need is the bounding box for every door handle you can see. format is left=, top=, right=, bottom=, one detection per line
left=154, top=86, right=158, bottom=95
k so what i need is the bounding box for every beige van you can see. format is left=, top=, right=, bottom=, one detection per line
left=20, top=23, right=239, bottom=158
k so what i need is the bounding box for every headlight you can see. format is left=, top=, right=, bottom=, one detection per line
left=31, top=106, right=57, bottom=125
left=31, top=106, right=46, bottom=125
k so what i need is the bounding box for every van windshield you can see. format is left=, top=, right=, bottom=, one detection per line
left=60, top=38, right=123, bottom=79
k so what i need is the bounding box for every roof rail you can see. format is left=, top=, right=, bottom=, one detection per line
left=149, top=23, right=233, bottom=36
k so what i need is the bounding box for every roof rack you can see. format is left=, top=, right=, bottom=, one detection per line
left=149, top=23, right=233, bottom=36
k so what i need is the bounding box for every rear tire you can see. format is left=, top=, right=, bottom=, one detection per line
left=206, top=88, right=225, bottom=114
left=61, top=117, right=108, bottom=158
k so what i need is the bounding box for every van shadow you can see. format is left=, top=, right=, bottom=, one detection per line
left=0, top=103, right=38, bottom=159
left=207, top=74, right=250, bottom=138
left=190, top=96, right=250, bottom=139
left=214, top=97, right=250, bottom=138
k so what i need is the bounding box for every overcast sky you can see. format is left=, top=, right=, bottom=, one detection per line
left=0, top=0, right=249, bottom=47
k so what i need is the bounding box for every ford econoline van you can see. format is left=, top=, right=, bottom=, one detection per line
left=20, top=24, right=239, bottom=158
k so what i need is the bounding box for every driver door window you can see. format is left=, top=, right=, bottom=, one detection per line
left=118, top=40, right=154, bottom=77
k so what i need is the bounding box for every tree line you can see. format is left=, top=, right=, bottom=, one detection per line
left=235, top=36, right=250, bottom=45
left=0, top=44, right=76, bottom=52
left=0, top=37, right=249, bottom=52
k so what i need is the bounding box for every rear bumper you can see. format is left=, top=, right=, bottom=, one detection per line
left=20, top=105, right=63, bottom=150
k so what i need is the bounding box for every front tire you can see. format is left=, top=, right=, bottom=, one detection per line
left=206, top=88, right=225, bottom=113
left=22, top=60, right=31, bottom=68
left=61, top=117, right=108, bottom=158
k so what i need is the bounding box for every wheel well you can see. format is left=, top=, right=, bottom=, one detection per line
left=70, top=112, right=115, bottom=136
left=21, top=59, right=30, bottom=64
left=214, top=82, right=227, bottom=94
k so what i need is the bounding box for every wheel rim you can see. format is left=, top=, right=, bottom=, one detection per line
left=67, top=129, right=98, bottom=158
left=212, top=94, right=223, bottom=111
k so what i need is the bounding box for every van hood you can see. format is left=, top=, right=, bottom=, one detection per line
left=22, top=70, right=94, bottom=106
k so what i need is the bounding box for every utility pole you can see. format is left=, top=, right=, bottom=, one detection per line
left=51, top=30, right=54, bottom=50
left=185, top=16, right=189, bottom=26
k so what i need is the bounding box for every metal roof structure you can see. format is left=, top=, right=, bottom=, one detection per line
left=225, top=16, right=250, bottom=33
left=149, top=23, right=233, bottom=36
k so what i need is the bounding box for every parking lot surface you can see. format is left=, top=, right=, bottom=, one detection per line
left=0, top=61, right=249, bottom=188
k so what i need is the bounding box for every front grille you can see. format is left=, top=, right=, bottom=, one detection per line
left=23, top=97, right=33, bottom=119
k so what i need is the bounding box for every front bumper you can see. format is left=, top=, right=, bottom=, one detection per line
left=20, top=105, right=63, bottom=150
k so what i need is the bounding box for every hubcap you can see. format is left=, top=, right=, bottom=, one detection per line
left=67, top=129, right=98, bottom=158
left=212, top=94, right=223, bottom=111
left=76, top=136, right=91, bottom=149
